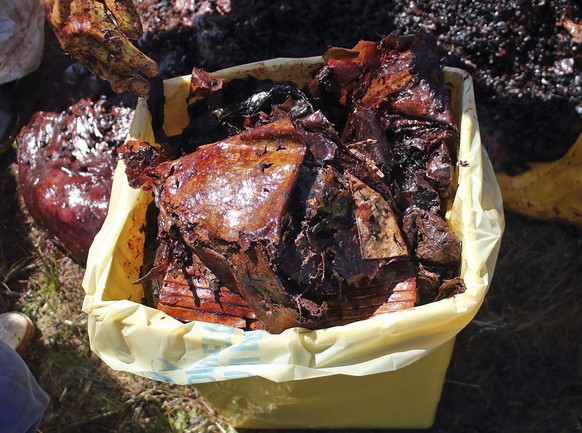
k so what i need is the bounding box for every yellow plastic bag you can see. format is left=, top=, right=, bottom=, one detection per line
left=496, top=132, right=582, bottom=226
left=82, top=57, right=504, bottom=428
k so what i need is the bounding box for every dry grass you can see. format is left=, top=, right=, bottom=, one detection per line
left=9, top=237, right=236, bottom=433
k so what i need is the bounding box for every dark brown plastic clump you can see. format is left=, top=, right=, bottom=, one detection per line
left=121, top=32, right=465, bottom=333
left=17, top=98, right=133, bottom=263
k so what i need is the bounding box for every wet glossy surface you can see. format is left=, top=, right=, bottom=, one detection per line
left=17, top=98, right=133, bottom=262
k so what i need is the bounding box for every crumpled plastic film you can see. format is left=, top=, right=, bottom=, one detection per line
left=82, top=58, right=504, bottom=385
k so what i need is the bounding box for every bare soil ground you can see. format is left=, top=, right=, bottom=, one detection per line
left=1, top=1, right=581, bottom=432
